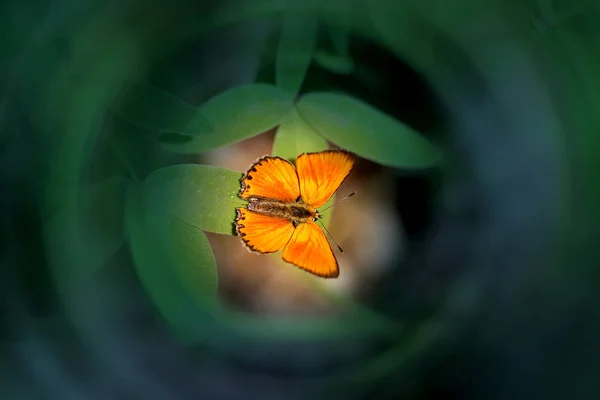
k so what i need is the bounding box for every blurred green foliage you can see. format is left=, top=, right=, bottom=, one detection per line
left=276, top=10, right=318, bottom=96
left=111, top=82, right=212, bottom=134
left=43, top=176, right=129, bottom=293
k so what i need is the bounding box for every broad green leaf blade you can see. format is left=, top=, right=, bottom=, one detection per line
left=142, top=164, right=246, bottom=234
left=272, top=108, right=329, bottom=161
left=160, top=84, right=295, bottom=153
left=276, top=11, right=318, bottom=96
left=296, top=93, right=440, bottom=168
left=125, top=182, right=221, bottom=343
left=111, top=82, right=213, bottom=134
left=44, top=176, right=128, bottom=291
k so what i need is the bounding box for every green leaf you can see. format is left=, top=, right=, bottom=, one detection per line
left=142, top=164, right=246, bottom=235
left=125, top=182, right=221, bottom=343
left=296, top=92, right=440, bottom=168
left=125, top=163, right=247, bottom=340
left=128, top=164, right=245, bottom=324
left=160, top=84, right=295, bottom=153
left=276, top=11, right=318, bottom=96
left=44, top=176, right=128, bottom=291
left=111, top=82, right=213, bottom=134
left=272, top=107, right=329, bottom=161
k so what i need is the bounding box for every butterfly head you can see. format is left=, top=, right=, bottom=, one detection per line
left=313, top=210, right=322, bottom=222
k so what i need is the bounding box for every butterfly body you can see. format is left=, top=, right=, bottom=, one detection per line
left=246, top=199, right=319, bottom=225
left=235, top=150, right=355, bottom=278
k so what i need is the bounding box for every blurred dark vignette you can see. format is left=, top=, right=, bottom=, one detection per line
left=2, top=0, right=600, bottom=399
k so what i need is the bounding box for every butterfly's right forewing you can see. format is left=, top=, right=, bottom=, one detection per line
left=296, top=150, right=355, bottom=209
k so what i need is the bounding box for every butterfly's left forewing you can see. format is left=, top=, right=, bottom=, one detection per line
left=296, top=150, right=355, bottom=208
left=282, top=222, right=339, bottom=278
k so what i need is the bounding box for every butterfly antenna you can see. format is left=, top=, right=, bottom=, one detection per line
left=319, top=191, right=356, bottom=213
left=316, top=219, right=344, bottom=254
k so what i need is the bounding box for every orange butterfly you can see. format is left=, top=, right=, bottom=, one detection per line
left=235, top=149, right=356, bottom=278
